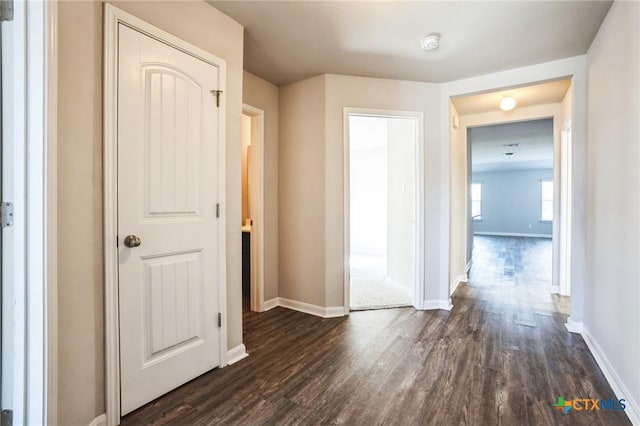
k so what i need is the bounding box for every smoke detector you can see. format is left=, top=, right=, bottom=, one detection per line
left=421, top=33, right=440, bottom=51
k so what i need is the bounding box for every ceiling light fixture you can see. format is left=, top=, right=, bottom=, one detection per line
left=500, top=96, right=516, bottom=111
left=420, top=33, right=440, bottom=51
left=504, top=152, right=515, bottom=159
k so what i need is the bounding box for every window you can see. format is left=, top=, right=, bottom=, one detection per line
left=471, top=182, right=482, bottom=220
left=541, top=180, right=553, bottom=221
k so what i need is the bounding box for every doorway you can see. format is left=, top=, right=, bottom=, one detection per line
left=469, top=119, right=555, bottom=297
left=448, top=77, right=574, bottom=317
left=344, top=110, right=424, bottom=311
left=241, top=104, right=265, bottom=313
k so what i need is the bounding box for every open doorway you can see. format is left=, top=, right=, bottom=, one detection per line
left=241, top=105, right=265, bottom=313
left=448, top=77, right=573, bottom=316
left=344, top=110, right=423, bottom=311
left=469, top=119, right=555, bottom=295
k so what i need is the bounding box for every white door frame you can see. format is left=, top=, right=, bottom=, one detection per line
left=1, top=0, right=57, bottom=424
left=103, top=5, right=227, bottom=425
left=242, top=104, right=265, bottom=312
left=458, top=108, right=566, bottom=295
left=343, top=108, right=425, bottom=313
left=447, top=81, right=577, bottom=308
left=559, top=118, right=572, bottom=296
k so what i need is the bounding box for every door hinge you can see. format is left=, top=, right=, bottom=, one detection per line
left=210, top=90, right=223, bottom=107
left=1, top=202, right=14, bottom=228
left=216, top=203, right=220, bottom=218
left=217, top=313, right=222, bottom=328
left=0, top=0, right=14, bottom=21
left=1, top=409, right=13, bottom=426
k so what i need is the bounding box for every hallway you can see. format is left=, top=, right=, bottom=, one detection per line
left=121, top=250, right=626, bottom=425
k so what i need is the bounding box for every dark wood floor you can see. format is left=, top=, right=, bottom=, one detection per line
left=122, top=237, right=629, bottom=425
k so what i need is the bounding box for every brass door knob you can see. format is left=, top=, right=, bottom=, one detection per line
left=124, top=235, right=142, bottom=248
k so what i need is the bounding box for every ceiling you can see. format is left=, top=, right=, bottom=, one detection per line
left=210, top=1, right=612, bottom=86
left=471, top=118, right=553, bottom=173
left=452, top=78, right=571, bottom=116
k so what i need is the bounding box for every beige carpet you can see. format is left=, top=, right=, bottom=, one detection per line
left=349, top=253, right=412, bottom=310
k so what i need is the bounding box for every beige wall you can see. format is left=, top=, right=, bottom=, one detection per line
left=586, top=0, right=640, bottom=410
left=58, top=3, right=104, bottom=423
left=278, top=75, right=327, bottom=305
left=278, top=74, right=442, bottom=308
left=242, top=71, right=280, bottom=301
left=57, top=1, right=244, bottom=424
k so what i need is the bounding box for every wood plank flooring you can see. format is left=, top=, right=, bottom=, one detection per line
left=122, top=237, right=630, bottom=425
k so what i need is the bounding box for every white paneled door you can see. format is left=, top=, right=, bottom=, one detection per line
left=117, top=24, right=222, bottom=415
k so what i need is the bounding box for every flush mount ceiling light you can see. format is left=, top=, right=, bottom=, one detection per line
left=420, top=33, right=440, bottom=51
left=500, top=96, right=516, bottom=111
left=504, top=152, right=515, bottom=159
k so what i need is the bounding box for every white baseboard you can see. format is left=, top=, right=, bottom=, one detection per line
left=565, top=317, right=584, bottom=333
left=474, top=231, right=552, bottom=239
left=550, top=285, right=560, bottom=294
left=580, top=326, right=640, bottom=425
left=88, top=414, right=106, bottom=426
left=277, top=297, right=346, bottom=318
left=257, top=297, right=346, bottom=318
left=263, top=297, right=279, bottom=311
left=450, top=274, right=468, bottom=297
left=423, top=299, right=452, bottom=311
left=226, top=344, right=249, bottom=365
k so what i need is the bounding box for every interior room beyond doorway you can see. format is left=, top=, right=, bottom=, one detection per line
left=347, top=113, right=420, bottom=311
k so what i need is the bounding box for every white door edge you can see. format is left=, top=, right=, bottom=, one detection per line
left=103, top=5, right=227, bottom=425
left=242, top=104, right=266, bottom=313
left=342, top=108, right=426, bottom=314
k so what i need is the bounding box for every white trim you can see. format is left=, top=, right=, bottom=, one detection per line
left=450, top=274, right=468, bottom=297
left=342, top=108, right=425, bottom=313
left=263, top=297, right=279, bottom=311
left=564, top=317, right=584, bottom=334
left=242, top=104, right=266, bottom=313
left=2, top=2, right=28, bottom=421
left=473, top=232, right=552, bottom=239
left=578, top=326, right=639, bottom=425
left=103, top=5, right=228, bottom=425
left=226, top=344, right=249, bottom=365
left=277, top=297, right=346, bottom=318
left=2, top=1, right=51, bottom=422
left=550, top=285, right=560, bottom=294
left=88, top=414, right=107, bottom=426
left=422, top=300, right=452, bottom=311
left=45, top=0, right=59, bottom=424
left=559, top=118, right=573, bottom=297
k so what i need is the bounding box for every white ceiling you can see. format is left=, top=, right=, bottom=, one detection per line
left=452, top=78, right=571, bottom=116
left=471, top=118, right=553, bottom=173
left=210, top=1, right=612, bottom=86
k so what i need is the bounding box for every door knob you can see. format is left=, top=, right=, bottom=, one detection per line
left=124, top=235, right=142, bottom=248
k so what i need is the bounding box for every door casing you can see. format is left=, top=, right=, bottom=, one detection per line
left=342, top=108, right=426, bottom=313
left=103, top=5, right=227, bottom=425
